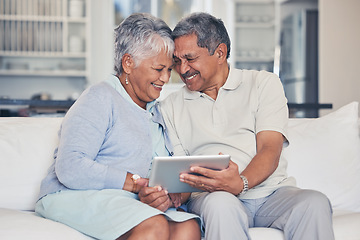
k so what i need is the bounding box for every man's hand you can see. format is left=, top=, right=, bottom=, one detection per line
left=138, top=186, right=172, bottom=212
left=179, top=160, right=243, bottom=195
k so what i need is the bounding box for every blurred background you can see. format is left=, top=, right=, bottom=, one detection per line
left=0, top=0, right=359, bottom=117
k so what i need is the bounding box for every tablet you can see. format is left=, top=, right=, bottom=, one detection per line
left=148, top=155, right=230, bottom=193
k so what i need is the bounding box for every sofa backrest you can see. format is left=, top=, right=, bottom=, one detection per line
left=0, top=117, right=63, bottom=211
left=0, top=102, right=359, bottom=212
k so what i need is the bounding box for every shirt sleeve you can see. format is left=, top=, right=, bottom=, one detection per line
left=255, top=71, right=289, bottom=142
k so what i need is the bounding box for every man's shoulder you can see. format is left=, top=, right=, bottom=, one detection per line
left=159, top=86, right=189, bottom=113
left=238, top=70, right=281, bottom=89
left=161, top=86, right=186, bottom=102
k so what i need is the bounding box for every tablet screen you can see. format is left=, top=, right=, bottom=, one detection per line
left=148, top=155, right=230, bottom=193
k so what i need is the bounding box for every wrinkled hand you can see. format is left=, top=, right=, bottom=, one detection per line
left=136, top=178, right=149, bottom=190
left=138, top=186, right=172, bottom=212
left=168, top=193, right=182, bottom=208
left=179, top=160, right=242, bottom=195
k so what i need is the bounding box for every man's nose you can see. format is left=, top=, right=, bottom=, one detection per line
left=179, top=60, right=190, bottom=74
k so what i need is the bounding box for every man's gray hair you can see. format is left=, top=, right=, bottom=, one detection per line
left=172, top=12, right=231, bottom=59
left=114, top=13, right=174, bottom=75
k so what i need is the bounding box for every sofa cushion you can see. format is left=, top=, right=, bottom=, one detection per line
left=283, top=102, right=360, bottom=212
left=333, top=209, right=360, bottom=240
left=0, top=208, right=93, bottom=240
left=249, top=227, right=285, bottom=239
left=0, top=117, right=63, bottom=211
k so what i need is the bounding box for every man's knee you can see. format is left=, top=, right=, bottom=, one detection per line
left=311, top=190, right=332, bottom=211
left=202, top=191, right=239, bottom=210
left=199, top=192, right=250, bottom=239
left=292, top=189, right=333, bottom=218
left=299, top=190, right=331, bottom=208
left=200, top=191, right=249, bottom=222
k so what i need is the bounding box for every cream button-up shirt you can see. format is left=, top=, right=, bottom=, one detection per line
left=160, top=67, right=296, bottom=199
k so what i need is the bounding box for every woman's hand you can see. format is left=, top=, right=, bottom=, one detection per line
left=138, top=186, right=172, bottom=212
left=123, top=173, right=149, bottom=193
left=135, top=177, right=149, bottom=190
left=168, top=193, right=182, bottom=208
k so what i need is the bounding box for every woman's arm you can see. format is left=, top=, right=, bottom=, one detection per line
left=55, top=87, right=127, bottom=190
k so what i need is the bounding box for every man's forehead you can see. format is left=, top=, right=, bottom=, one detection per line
left=173, top=51, right=196, bottom=59
left=174, top=34, right=198, bottom=49
left=173, top=38, right=203, bottom=59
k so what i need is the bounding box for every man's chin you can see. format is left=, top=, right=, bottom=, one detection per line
left=185, top=83, right=199, bottom=92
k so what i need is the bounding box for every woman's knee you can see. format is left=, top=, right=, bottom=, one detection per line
left=121, top=215, right=170, bottom=240
left=169, top=219, right=201, bottom=240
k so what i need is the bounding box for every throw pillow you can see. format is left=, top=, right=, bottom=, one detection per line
left=282, top=101, right=360, bottom=212
left=0, top=117, right=62, bottom=211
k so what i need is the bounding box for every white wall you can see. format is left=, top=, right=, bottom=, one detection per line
left=319, top=0, right=360, bottom=115
left=88, top=0, right=114, bottom=87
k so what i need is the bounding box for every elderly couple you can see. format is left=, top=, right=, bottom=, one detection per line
left=35, top=12, right=334, bottom=240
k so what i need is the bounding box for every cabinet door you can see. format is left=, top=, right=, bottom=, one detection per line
left=233, top=0, right=279, bottom=73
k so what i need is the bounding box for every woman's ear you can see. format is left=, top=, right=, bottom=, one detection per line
left=122, top=53, right=134, bottom=74
left=215, top=43, right=228, bottom=63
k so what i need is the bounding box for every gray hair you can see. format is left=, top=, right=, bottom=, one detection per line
left=114, top=13, right=174, bottom=75
left=172, top=12, right=230, bottom=59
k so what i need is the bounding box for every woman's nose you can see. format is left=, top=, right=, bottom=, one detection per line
left=160, top=70, right=171, bottom=83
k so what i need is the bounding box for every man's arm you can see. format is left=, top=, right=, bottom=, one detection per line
left=179, top=130, right=284, bottom=195
left=239, top=130, right=284, bottom=191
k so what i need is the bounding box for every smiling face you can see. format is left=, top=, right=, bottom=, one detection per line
left=173, top=33, right=223, bottom=93
left=125, top=49, right=173, bottom=108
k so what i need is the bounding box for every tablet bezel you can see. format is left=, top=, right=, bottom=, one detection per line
left=148, top=155, right=230, bottom=193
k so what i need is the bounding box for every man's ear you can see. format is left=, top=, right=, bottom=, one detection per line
left=215, top=43, right=228, bottom=64
left=122, top=53, right=134, bottom=74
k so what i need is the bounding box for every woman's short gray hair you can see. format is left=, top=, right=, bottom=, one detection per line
left=172, top=12, right=230, bottom=59
left=114, top=13, right=174, bottom=75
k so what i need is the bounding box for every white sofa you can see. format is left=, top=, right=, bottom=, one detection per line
left=1, top=102, right=360, bottom=240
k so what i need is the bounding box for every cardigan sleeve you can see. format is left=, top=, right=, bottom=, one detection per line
left=55, top=85, right=127, bottom=190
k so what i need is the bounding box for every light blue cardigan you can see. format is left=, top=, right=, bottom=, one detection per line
left=38, top=79, right=173, bottom=199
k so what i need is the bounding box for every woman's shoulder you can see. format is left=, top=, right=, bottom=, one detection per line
left=77, top=82, right=123, bottom=106
left=66, top=82, right=119, bottom=117
left=86, top=82, right=115, bottom=96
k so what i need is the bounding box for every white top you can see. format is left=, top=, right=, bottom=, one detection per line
left=160, top=68, right=296, bottom=199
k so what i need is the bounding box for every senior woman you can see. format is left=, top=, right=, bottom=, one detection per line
left=35, top=13, right=200, bottom=240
